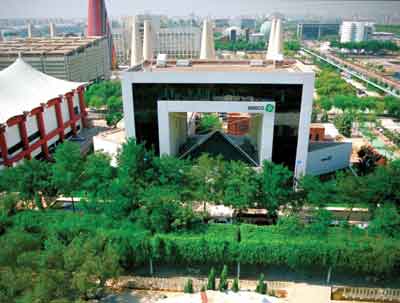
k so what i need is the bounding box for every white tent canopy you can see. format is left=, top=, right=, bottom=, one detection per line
left=0, top=56, right=85, bottom=124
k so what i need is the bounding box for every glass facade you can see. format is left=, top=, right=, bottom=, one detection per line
left=132, top=83, right=303, bottom=170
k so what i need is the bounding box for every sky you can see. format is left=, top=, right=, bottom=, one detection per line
left=1, top=0, right=400, bottom=20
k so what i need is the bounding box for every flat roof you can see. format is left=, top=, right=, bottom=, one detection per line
left=130, top=59, right=312, bottom=73
left=0, top=36, right=105, bottom=57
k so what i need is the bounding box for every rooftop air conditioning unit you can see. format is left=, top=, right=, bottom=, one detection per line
left=156, top=54, right=168, bottom=67
left=250, top=59, right=264, bottom=67
left=176, top=59, right=192, bottom=67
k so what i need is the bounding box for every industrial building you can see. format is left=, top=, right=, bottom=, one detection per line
left=0, top=37, right=111, bottom=82
left=297, top=23, right=340, bottom=40
left=340, top=21, right=374, bottom=43
left=0, top=56, right=88, bottom=169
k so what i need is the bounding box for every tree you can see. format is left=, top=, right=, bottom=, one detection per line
left=369, top=204, right=400, bottom=238
left=223, top=161, right=257, bottom=210
left=231, top=278, right=239, bottom=292
left=207, top=267, right=216, bottom=290
left=82, top=152, right=114, bottom=202
left=136, top=186, right=198, bottom=233
left=277, top=215, right=303, bottom=236
left=0, top=159, right=56, bottom=208
left=110, top=139, right=153, bottom=218
left=357, top=145, right=384, bottom=175
left=151, top=155, right=190, bottom=189
left=52, top=142, right=84, bottom=212
left=256, top=274, right=267, bottom=294
left=334, top=112, right=354, bottom=137
left=184, top=279, right=194, bottom=293
left=258, top=161, right=292, bottom=221
left=197, top=114, right=222, bottom=134
left=218, top=265, right=229, bottom=292
left=188, top=154, right=226, bottom=209
left=307, top=209, right=333, bottom=235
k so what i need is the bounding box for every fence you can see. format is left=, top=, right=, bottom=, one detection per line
left=114, top=275, right=293, bottom=294
left=334, top=286, right=400, bottom=302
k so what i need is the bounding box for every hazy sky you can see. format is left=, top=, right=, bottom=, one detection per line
left=1, top=0, right=400, bottom=19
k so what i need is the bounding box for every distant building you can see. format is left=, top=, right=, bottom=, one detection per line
left=112, top=27, right=128, bottom=65
left=371, top=32, right=396, bottom=41
left=156, top=27, right=201, bottom=59
left=340, top=21, right=374, bottom=43
left=0, top=37, right=111, bottom=82
left=214, top=18, right=230, bottom=29
left=260, top=20, right=272, bottom=39
left=249, top=33, right=265, bottom=43
left=297, top=23, right=340, bottom=40
left=238, top=18, right=257, bottom=30
left=224, top=26, right=243, bottom=42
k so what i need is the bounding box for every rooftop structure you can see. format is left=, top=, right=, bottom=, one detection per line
left=133, top=58, right=303, bottom=72
left=266, top=17, right=284, bottom=61
left=0, top=37, right=111, bottom=81
left=200, top=20, right=215, bottom=60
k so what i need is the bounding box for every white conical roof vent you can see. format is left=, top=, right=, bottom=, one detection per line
left=49, top=22, right=56, bottom=38
left=143, top=20, right=153, bottom=61
left=27, top=23, right=33, bottom=38
left=130, top=20, right=142, bottom=66
left=266, top=19, right=276, bottom=57
left=266, top=17, right=284, bottom=61
left=200, top=20, right=216, bottom=60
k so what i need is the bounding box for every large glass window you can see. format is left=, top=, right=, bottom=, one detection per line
left=132, top=83, right=303, bottom=170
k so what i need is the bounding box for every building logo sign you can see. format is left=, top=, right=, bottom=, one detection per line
left=247, top=104, right=274, bottom=113
left=265, top=104, right=275, bottom=112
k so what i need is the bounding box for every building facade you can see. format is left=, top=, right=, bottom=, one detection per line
left=122, top=59, right=314, bottom=179
left=297, top=23, right=340, bottom=40
left=340, top=21, right=374, bottom=43
left=156, top=27, right=201, bottom=59
left=0, top=37, right=111, bottom=82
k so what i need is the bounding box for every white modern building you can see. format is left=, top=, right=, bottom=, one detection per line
left=121, top=58, right=314, bottom=179
left=340, top=21, right=375, bottom=43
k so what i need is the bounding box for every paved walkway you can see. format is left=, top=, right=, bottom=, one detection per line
left=288, top=283, right=331, bottom=303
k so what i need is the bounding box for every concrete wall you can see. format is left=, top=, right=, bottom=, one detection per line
left=306, top=142, right=352, bottom=176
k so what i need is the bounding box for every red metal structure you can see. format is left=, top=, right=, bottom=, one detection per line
left=87, top=0, right=117, bottom=68
left=0, top=87, right=88, bottom=167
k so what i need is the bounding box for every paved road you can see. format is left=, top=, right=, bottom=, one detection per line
left=288, top=283, right=331, bottom=303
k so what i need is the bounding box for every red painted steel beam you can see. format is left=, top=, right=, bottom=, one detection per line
left=77, top=86, right=89, bottom=128
left=66, top=92, right=77, bottom=135
left=0, top=125, right=10, bottom=167
left=54, top=97, right=65, bottom=142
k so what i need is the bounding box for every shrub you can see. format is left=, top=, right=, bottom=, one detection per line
left=207, top=267, right=216, bottom=290
left=231, top=278, right=239, bottom=292
left=307, top=209, right=333, bottom=235
left=256, top=273, right=267, bottom=294
left=218, top=265, right=229, bottom=292
left=184, top=279, right=194, bottom=294
left=369, top=205, right=400, bottom=238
